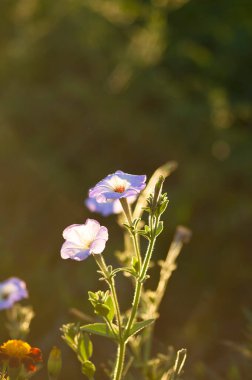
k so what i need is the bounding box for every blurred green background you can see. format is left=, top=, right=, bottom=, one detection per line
left=1, top=0, right=252, bottom=379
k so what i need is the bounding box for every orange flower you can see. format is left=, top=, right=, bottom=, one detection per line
left=0, top=339, right=42, bottom=373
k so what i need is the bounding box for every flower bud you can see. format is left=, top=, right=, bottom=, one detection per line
left=82, top=360, right=96, bottom=379
left=175, top=226, right=192, bottom=244
left=47, top=346, right=62, bottom=380
left=152, top=176, right=165, bottom=212
left=94, top=303, right=110, bottom=318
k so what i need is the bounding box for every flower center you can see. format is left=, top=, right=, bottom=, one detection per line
left=1, top=340, right=31, bottom=358
left=0, top=292, right=9, bottom=300
left=114, top=185, right=125, bottom=193
left=83, top=240, right=92, bottom=250
left=0, top=283, right=16, bottom=301
left=107, top=175, right=130, bottom=194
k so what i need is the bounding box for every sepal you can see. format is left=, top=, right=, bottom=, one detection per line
left=88, top=290, right=115, bottom=320
left=155, top=221, right=164, bottom=237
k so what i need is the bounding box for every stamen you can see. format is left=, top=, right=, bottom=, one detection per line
left=114, top=186, right=125, bottom=193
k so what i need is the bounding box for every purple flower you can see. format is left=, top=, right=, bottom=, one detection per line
left=85, top=198, right=121, bottom=216
left=85, top=195, right=137, bottom=216
left=89, top=170, right=146, bottom=203
left=61, top=219, right=108, bottom=261
left=0, top=278, right=28, bottom=310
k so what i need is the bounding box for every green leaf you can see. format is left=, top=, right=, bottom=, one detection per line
left=123, top=223, right=133, bottom=233
left=132, top=256, right=140, bottom=273
left=158, top=199, right=169, bottom=215
left=137, top=229, right=151, bottom=240
left=127, top=319, right=155, bottom=340
left=88, top=291, right=97, bottom=307
left=78, top=333, right=93, bottom=362
left=61, top=323, right=78, bottom=350
left=94, top=303, right=110, bottom=317
left=155, top=221, right=163, bottom=237
left=132, top=218, right=141, bottom=228
left=145, top=225, right=151, bottom=234
left=80, top=323, right=118, bottom=340
left=61, top=324, right=95, bottom=365
left=105, top=295, right=115, bottom=322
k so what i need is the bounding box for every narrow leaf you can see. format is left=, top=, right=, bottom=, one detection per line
left=105, top=295, right=115, bottom=322
left=78, top=333, right=93, bottom=362
left=80, top=323, right=118, bottom=340
left=127, top=319, right=155, bottom=339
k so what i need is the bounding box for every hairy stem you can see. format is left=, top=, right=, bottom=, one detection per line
left=109, top=277, right=122, bottom=336
left=124, top=217, right=158, bottom=338
left=113, top=341, right=126, bottom=380
left=143, top=226, right=191, bottom=362
left=94, top=255, right=127, bottom=380
left=120, top=198, right=142, bottom=266
left=104, top=317, right=117, bottom=339
left=93, top=255, right=122, bottom=336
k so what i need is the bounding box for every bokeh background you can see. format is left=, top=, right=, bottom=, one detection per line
left=1, top=0, right=252, bottom=379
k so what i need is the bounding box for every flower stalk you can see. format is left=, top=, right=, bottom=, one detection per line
left=93, top=255, right=122, bottom=337
left=119, top=198, right=142, bottom=267
left=124, top=210, right=160, bottom=339
left=93, top=254, right=126, bottom=380
left=61, top=169, right=189, bottom=380
left=113, top=341, right=126, bottom=380
left=142, top=226, right=191, bottom=362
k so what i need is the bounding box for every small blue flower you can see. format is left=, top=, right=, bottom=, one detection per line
left=61, top=219, right=108, bottom=261
left=0, top=278, right=28, bottom=310
left=85, top=195, right=137, bottom=217
left=85, top=198, right=120, bottom=216
left=89, top=170, right=146, bottom=203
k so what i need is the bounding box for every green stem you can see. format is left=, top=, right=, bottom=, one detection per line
left=105, top=317, right=117, bottom=339
left=132, top=234, right=142, bottom=267
left=109, top=277, right=122, bottom=336
left=120, top=198, right=142, bottom=266
left=93, top=254, right=126, bottom=380
left=119, top=198, right=133, bottom=226
left=113, top=341, right=126, bottom=380
left=124, top=221, right=158, bottom=337
left=139, top=235, right=156, bottom=283
left=124, top=280, right=142, bottom=337
left=93, top=255, right=122, bottom=336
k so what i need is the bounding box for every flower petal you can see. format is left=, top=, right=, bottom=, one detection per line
left=62, top=224, right=86, bottom=244
left=0, top=278, right=28, bottom=310
left=84, top=219, right=101, bottom=240
left=72, top=250, right=91, bottom=261
left=61, top=241, right=90, bottom=261
left=85, top=198, right=115, bottom=216
left=90, top=226, right=108, bottom=254
left=61, top=219, right=108, bottom=261
left=63, top=220, right=101, bottom=244
left=89, top=171, right=146, bottom=203
left=90, top=239, right=106, bottom=254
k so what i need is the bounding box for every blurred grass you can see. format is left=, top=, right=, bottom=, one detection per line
left=0, top=0, right=252, bottom=379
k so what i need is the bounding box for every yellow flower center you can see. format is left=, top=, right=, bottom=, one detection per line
left=1, top=340, right=31, bottom=358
